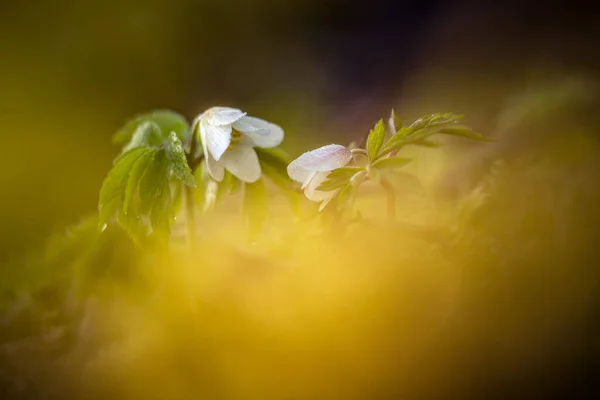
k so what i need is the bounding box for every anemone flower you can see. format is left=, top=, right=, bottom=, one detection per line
left=287, top=144, right=353, bottom=210
left=196, top=106, right=284, bottom=183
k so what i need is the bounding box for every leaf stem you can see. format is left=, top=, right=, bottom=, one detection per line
left=380, top=178, right=396, bottom=220
left=351, top=148, right=369, bottom=157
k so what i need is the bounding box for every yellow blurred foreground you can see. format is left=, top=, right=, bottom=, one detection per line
left=8, top=128, right=596, bottom=399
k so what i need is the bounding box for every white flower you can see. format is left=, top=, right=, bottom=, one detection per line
left=195, top=106, right=284, bottom=183
left=287, top=144, right=353, bottom=210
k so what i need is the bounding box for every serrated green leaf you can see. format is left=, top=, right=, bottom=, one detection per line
left=149, top=175, right=173, bottom=238
left=99, top=145, right=179, bottom=242
left=242, top=179, right=268, bottom=241
left=113, top=110, right=190, bottom=145
left=98, top=147, right=148, bottom=228
left=122, top=121, right=162, bottom=152
left=379, top=112, right=469, bottom=157
left=138, top=149, right=170, bottom=215
left=410, top=113, right=464, bottom=130
left=380, top=127, right=413, bottom=154
left=316, top=167, right=364, bottom=191
left=316, top=178, right=349, bottom=192
left=117, top=202, right=147, bottom=242
left=372, top=156, right=412, bottom=170
left=438, top=126, right=492, bottom=141
left=367, top=119, right=385, bottom=162
left=112, top=148, right=173, bottom=240
left=123, top=148, right=157, bottom=211
left=166, top=132, right=196, bottom=188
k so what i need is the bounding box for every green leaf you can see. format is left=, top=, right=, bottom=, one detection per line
left=99, top=146, right=178, bottom=242
left=379, top=127, right=413, bottom=155
left=367, top=119, right=385, bottom=162
left=138, top=149, right=170, bottom=215
left=372, top=156, right=412, bottom=170
left=122, top=121, right=162, bottom=152
left=133, top=149, right=174, bottom=239
left=438, top=126, right=493, bottom=142
left=316, top=167, right=364, bottom=191
left=410, top=113, right=464, bottom=130
left=166, top=132, right=196, bottom=188
left=98, top=147, right=148, bottom=228
left=242, top=179, right=268, bottom=241
left=113, top=110, right=190, bottom=145
left=380, top=113, right=466, bottom=156
left=123, top=148, right=157, bottom=211
left=316, top=178, right=349, bottom=192
left=149, top=173, right=173, bottom=238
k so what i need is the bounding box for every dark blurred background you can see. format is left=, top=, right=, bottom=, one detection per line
left=1, top=0, right=598, bottom=263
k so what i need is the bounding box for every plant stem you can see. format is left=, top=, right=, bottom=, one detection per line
left=351, top=148, right=369, bottom=157
left=184, top=127, right=203, bottom=246
left=380, top=178, right=396, bottom=220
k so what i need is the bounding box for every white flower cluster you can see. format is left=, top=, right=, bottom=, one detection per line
left=195, top=106, right=351, bottom=210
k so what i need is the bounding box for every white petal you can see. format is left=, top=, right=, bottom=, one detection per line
left=301, top=170, right=318, bottom=190
left=206, top=152, right=225, bottom=182
left=200, top=123, right=225, bottom=181
left=201, top=119, right=231, bottom=161
left=287, top=144, right=352, bottom=183
left=234, top=116, right=284, bottom=148
left=304, top=171, right=337, bottom=202
left=202, top=107, right=246, bottom=126
left=222, top=145, right=261, bottom=183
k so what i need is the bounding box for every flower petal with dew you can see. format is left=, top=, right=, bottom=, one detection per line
left=287, top=144, right=353, bottom=210
left=195, top=107, right=284, bottom=183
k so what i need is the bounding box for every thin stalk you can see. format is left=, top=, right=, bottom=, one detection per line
left=351, top=148, right=369, bottom=157
left=184, top=127, right=203, bottom=247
